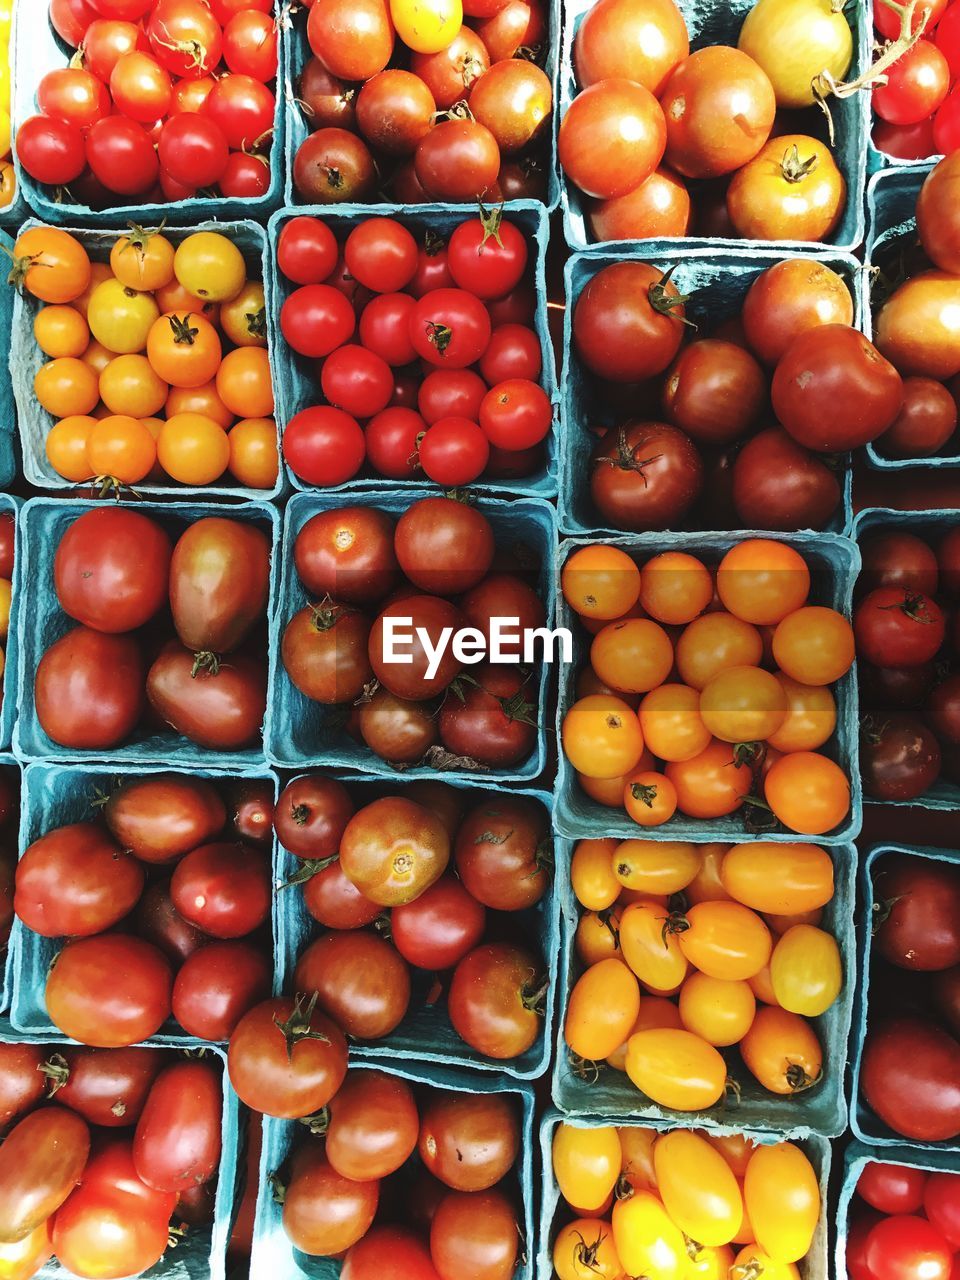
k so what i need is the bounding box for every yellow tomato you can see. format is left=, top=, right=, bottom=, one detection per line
left=71, top=262, right=113, bottom=320
left=743, top=1142, right=820, bottom=1264
left=554, top=1219, right=622, bottom=1280
left=686, top=1243, right=735, bottom=1280
left=678, top=972, right=756, bottom=1047
left=766, top=674, right=836, bottom=752
left=46, top=416, right=96, bottom=482
left=87, top=280, right=160, bottom=354
left=174, top=231, right=246, bottom=302
left=35, top=357, right=99, bottom=418
left=738, top=0, right=852, bottom=109
left=576, top=908, right=622, bottom=967
left=99, top=355, right=168, bottom=418
left=110, top=228, right=176, bottom=292
left=639, top=683, right=712, bottom=762
left=699, top=665, right=788, bottom=743
left=216, top=346, right=273, bottom=418
left=552, top=1123, right=622, bottom=1213
left=677, top=901, right=772, bottom=981
left=685, top=844, right=732, bottom=905
left=733, top=1184, right=757, bottom=1245
left=390, top=0, right=463, bottom=53
left=654, top=1130, right=743, bottom=1247
left=562, top=696, right=646, bottom=779
left=613, top=840, right=701, bottom=895
left=227, top=417, right=279, bottom=489
left=565, top=958, right=641, bottom=1062
left=219, top=281, right=268, bottom=347
left=720, top=843, right=834, bottom=915
left=732, top=1245, right=800, bottom=1280
left=748, top=963, right=779, bottom=1007
left=613, top=1191, right=685, bottom=1280
left=34, top=305, right=89, bottom=359
left=157, top=413, right=230, bottom=486
left=571, top=838, right=621, bottom=910
left=625, top=1029, right=727, bottom=1111
left=0, top=159, right=15, bottom=210
left=739, top=1007, right=822, bottom=1094
left=618, top=1126, right=658, bottom=1191
left=606, top=999, right=683, bottom=1072
left=769, top=924, right=841, bottom=1017
left=703, top=1132, right=757, bottom=1179
left=619, top=900, right=689, bottom=992
left=0, top=578, right=10, bottom=639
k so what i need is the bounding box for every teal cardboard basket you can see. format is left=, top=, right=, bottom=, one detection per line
left=0, top=1024, right=243, bottom=1280
left=10, top=219, right=286, bottom=501
left=14, top=497, right=280, bottom=768
left=0, top=225, right=15, bottom=491
left=0, top=494, right=22, bottom=752
left=264, top=488, right=557, bottom=783
left=551, top=840, right=857, bottom=1135
left=276, top=776, right=559, bottom=1081
left=267, top=204, right=559, bottom=499
left=9, top=761, right=279, bottom=1044
left=554, top=529, right=863, bottom=845
left=851, top=842, right=960, bottom=1153
left=539, top=1110, right=832, bottom=1280
left=558, top=247, right=861, bottom=538
left=11, top=0, right=284, bottom=226
left=250, top=1063, right=536, bottom=1280
left=0, top=753, right=20, bottom=1016
left=558, top=0, right=869, bottom=253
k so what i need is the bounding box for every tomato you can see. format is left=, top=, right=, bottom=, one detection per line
left=574, top=262, right=685, bottom=382
left=559, top=78, right=665, bottom=199
left=0, top=1220, right=53, bottom=1279
left=170, top=516, right=270, bottom=655
left=295, top=507, right=397, bottom=604
left=877, top=376, right=957, bottom=459
left=430, top=1188, right=518, bottom=1280
left=282, top=600, right=372, bottom=704
left=438, top=664, right=538, bottom=767
left=146, top=0, right=222, bottom=75
left=452, top=795, right=548, bottom=911
left=419, top=1092, right=519, bottom=1190
left=474, top=0, right=545, bottom=60
left=655, top=1129, right=742, bottom=1246
left=470, top=60, right=551, bottom=156
left=612, top=1190, right=685, bottom=1280
left=293, top=127, right=377, bottom=203
left=320, top=344, right=393, bottom=418
left=50, top=0, right=99, bottom=44
left=863, top=1015, right=960, bottom=1142
left=562, top=546, right=641, bottom=620
left=0, top=1043, right=46, bottom=1130
left=359, top=688, right=438, bottom=763
left=661, top=46, right=775, bottom=178
left=570, top=838, right=620, bottom=910
left=446, top=216, right=528, bottom=304
left=675, top=613, right=762, bottom=691
left=38, top=67, right=111, bottom=130
left=479, top=326, right=541, bottom=386
left=10, top=228, right=90, bottom=306
left=169, top=938, right=269, bottom=1041
left=359, top=293, right=417, bottom=366
left=574, top=0, right=687, bottom=92
left=0, top=1107, right=90, bottom=1243
left=565, top=958, right=641, bottom=1061
left=343, top=1226, right=443, bottom=1280
left=295, top=929, right=411, bottom=1039
left=666, top=739, right=753, bottom=819
left=925, top=1173, right=960, bottom=1248
left=228, top=994, right=348, bottom=1119
left=146, top=644, right=267, bottom=750
left=765, top=751, right=850, bottom=835
left=223, top=7, right=277, bottom=79
left=272, top=776, right=351, bottom=861
left=132, top=1060, right=220, bottom=1195
left=875, top=38, right=950, bottom=124
left=874, top=116, right=936, bottom=159
left=170, top=840, right=270, bottom=938
left=418, top=418, right=487, bottom=485
left=875, top=272, right=960, bottom=381
left=14, top=115, right=86, bottom=186
left=338, top=795, right=449, bottom=907
left=355, top=68, right=434, bottom=155
left=53, top=508, right=170, bottom=635
left=344, top=219, right=418, bottom=295
left=553, top=1218, right=623, bottom=1280
left=408, top=290, right=492, bottom=370
left=733, top=1246, right=800, bottom=1280
left=46, top=935, right=172, bottom=1048
left=663, top=340, right=765, bottom=445
left=479, top=379, right=552, bottom=450
left=675, top=900, right=772, bottom=981
left=135, top=880, right=206, bottom=965
left=307, top=0, right=393, bottom=78
left=917, top=151, right=960, bottom=273
left=561, top=695, right=645, bottom=780
left=85, top=115, right=160, bottom=194
left=727, top=135, right=846, bottom=242
left=109, top=49, right=172, bottom=122
left=283, top=405, right=365, bottom=486
left=35, top=627, right=144, bottom=750
left=411, top=29, right=489, bottom=107
left=856, top=586, right=945, bottom=668
left=743, top=259, right=854, bottom=366
left=319, top=1069, right=418, bottom=1183
left=866, top=1216, right=952, bottom=1280
left=700, top=665, right=788, bottom=743
left=768, top=923, right=841, bottom=1016
left=159, top=113, right=230, bottom=188
left=720, top=843, right=833, bottom=914
left=282, top=1144, right=379, bottom=1257
left=772, top=606, right=855, bottom=687
left=716, top=540, right=810, bottom=625
left=415, top=119, right=501, bottom=201
left=448, top=942, right=544, bottom=1059
left=587, top=167, right=692, bottom=241
left=859, top=1163, right=928, bottom=1215
left=873, top=853, right=960, bottom=971
left=147, top=312, right=221, bottom=389
left=739, top=0, right=852, bottom=106
left=740, top=1005, right=822, bottom=1093
left=277, top=216, right=339, bottom=285
left=590, top=420, right=703, bottom=530
left=395, top=497, right=495, bottom=594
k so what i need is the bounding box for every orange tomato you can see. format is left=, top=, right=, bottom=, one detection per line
left=35, top=357, right=99, bottom=417
left=553, top=1218, right=622, bottom=1280
left=155, top=279, right=219, bottom=326
left=739, top=1006, right=822, bottom=1094
left=80, top=339, right=114, bottom=376
left=619, top=900, right=689, bottom=991
left=562, top=545, right=642, bottom=620
left=685, top=844, right=732, bottom=904
left=578, top=771, right=630, bottom=808
left=653, top=1128, right=743, bottom=1247
left=562, top=695, right=645, bottom=779
left=46, top=415, right=96, bottom=482
left=166, top=380, right=234, bottom=429
left=699, top=665, right=788, bottom=743
left=591, top=619, right=674, bottom=694
left=743, top=1142, right=820, bottom=1264
left=679, top=971, right=756, bottom=1046
left=677, top=901, right=772, bottom=981
left=216, top=346, right=274, bottom=418
left=765, top=907, right=824, bottom=935
left=716, top=540, right=810, bottom=625
left=157, top=413, right=230, bottom=486
left=579, top=600, right=646, bottom=635
left=618, top=1126, right=658, bottom=1190
left=638, top=683, right=712, bottom=762
left=639, top=551, right=713, bottom=624
left=623, top=770, right=677, bottom=827
left=704, top=1131, right=757, bottom=1179
left=86, top=415, right=157, bottom=485
left=772, top=605, right=855, bottom=687
left=613, top=840, right=700, bottom=895
left=147, top=312, right=222, bottom=388
left=676, top=612, right=764, bottom=690
left=11, top=227, right=91, bottom=303
left=719, top=842, right=834, bottom=915
left=732, top=1245, right=799, bottom=1280
left=228, top=417, right=279, bottom=489
left=99, top=354, right=168, bottom=417
left=576, top=907, right=622, bottom=966
left=764, top=751, right=849, bottom=836
left=552, top=1123, right=622, bottom=1212
left=766, top=675, right=836, bottom=752
left=34, top=305, right=89, bottom=358
left=565, top=958, right=641, bottom=1062
left=748, top=963, right=779, bottom=1006
left=110, top=227, right=176, bottom=292
left=71, top=262, right=113, bottom=320
left=607, top=999, right=684, bottom=1072
left=666, top=739, right=753, bottom=819
left=220, top=281, right=268, bottom=348
left=571, top=839, right=621, bottom=910
left=624, top=1028, right=727, bottom=1111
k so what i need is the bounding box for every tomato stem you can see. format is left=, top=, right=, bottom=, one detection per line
left=629, top=782, right=659, bottom=808
left=779, top=144, right=819, bottom=184
left=279, top=855, right=339, bottom=889
left=647, top=265, right=695, bottom=326
left=273, top=991, right=332, bottom=1061
left=38, top=1052, right=71, bottom=1095
left=297, top=1108, right=330, bottom=1135
left=191, top=651, right=221, bottom=678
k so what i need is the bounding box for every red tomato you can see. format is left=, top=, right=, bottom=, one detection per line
left=875, top=39, right=950, bottom=124
left=925, top=1173, right=960, bottom=1249
left=172, top=941, right=272, bottom=1040
left=85, top=116, right=159, bottom=194
left=158, top=114, right=229, bottom=187
left=359, top=293, right=418, bottom=367
left=858, top=1162, right=928, bottom=1215
left=228, top=995, right=349, bottom=1118
left=865, top=1216, right=952, bottom=1280
left=414, top=120, right=501, bottom=202
left=479, top=378, right=552, bottom=449
left=854, top=587, right=946, bottom=668
left=419, top=418, right=490, bottom=485
left=447, top=215, right=528, bottom=299
left=16, top=116, right=87, bottom=186
left=343, top=1226, right=443, bottom=1280
left=283, top=406, right=365, bottom=486
left=35, top=627, right=144, bottom=750
left=42, top=1046, right=161, bottom=1128
left=38, top=68, right=112, bottom=130
left=419, top=369, right=487, bottom=425
left=861, top=1016, right=960, bottom=1143
left=559, top=79, right=666, bottom=198
left=170, top=841, right=271, bottom=939
left=345, top=219, right=418, bottom=293
left=133, top=1060, right=222, bottom=1193
left=321, top=344, right=394, bottom=418
left=223, top=9, right=278, bottom=80
left=448, top=942, right=545, bottom=1059
left=203, top=74, right=275, bottom=150
left=53, top=508, right=171, bottom=633
left=46, top=935, right=173, bottom=1048
left=281, top=283, right=355, bottom=358
left=409, top=289, right=492, bottom=369
left=391, top=874, right=487, bottom=969
left=278, top=217, right=339, bottom=285
left=479, top=324, right=542, bottom=383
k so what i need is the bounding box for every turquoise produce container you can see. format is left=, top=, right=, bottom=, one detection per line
left=10, top=220, right=286, bottom=501
left=9, top=761, right=279, bottom=1043
left=14, top=497, right=280, bottom=768
left=0, top=1024, right=243, bottom=1280
left=276, top=776, right=559, bottom=1081
left=0, top=494, right=22, bottom=751
left=539, top=1110, right=832, bottom=1280
left=851, top=842, right=960, bottom=1153
left=551, top=840, right=857, bottom=1135
left=0, top=226, right=15, bottom=491
left=0, top=753, right=20, bottom=1016
left=267, top=204, right=559, bottom=499
left=264, top=488, right=557, bottom=783
left=554, top=529, right=862, bottom=845
left=559, top=247, right=861, bottom=538
left=558, top=0, right=869, bottom=252
left=250, top=1063, right=536, bottom=1280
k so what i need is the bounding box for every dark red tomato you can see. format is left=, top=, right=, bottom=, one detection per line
left=321, top=344, right=394, bottom=418
left=282, top=601, right=373, bottom=704
left=848, top=1209, right=883, bottom=1280
left=53, top=508, right=171, bottom=634
left=306, top=0, right=393, bottom=77
left=395, top=497, right=495, bottom=594
left=486, top=441, right=543, bottom=478
left=223, top=8, right=278, bottom=79
left=447, top=216, right=528, bottom=301
left=876, top=377, right=957, bottom=458
left=732, top=427, right=841, bottom=532
left=409, top=290, right=492, bottom=370
left=574, top=262, right=685, bottom=382
left=104, top=774, right=227, bottom=864
left=470, top=58, right=551, bottom=155
left=866, top=1215, right=952, bottom=1280
left=487, top=280, right=536, bottom=328
left=862, top=659, right=938, bottom=708
left=281, top=283, right=355, bottom=358
left=862, top=1016, right=960, bottom=1142
left=37, top=67, right=111, bottom=130
left=439, top=665, right=537, bottom=767
left=459, top=573, right=545, bottom=658
left=42, top=1047, right=160, bottom=1128
left=35, top=627, right=144, bottom=750
left=133, top=1060, right=221, bottom=1193
left=925, top=1173, right=960, bottom=1249
left=414, top=120, right=501, bottom=202
left=875, top=39, right=950, bottom=124
left=454, top=795, right=550, bottom=910
left=392, top=369, right=425, bottom=407
left=284, top=405, right=366, bottom=487
left=46, top=935, right=172, bottom=1048
left=419, top=418, right=490, bottom=485
left=928, top=674, right=960, bottom=746
left=409, top=239, right=455, bottom=298
left=326, top=1069, right=419, bottom=1180
left=358, top=687, right=439, bottom=763
left=283, top=1144, right=380, bottom=1256
left=874, top=852, right=960, bottom=971
left=172, top=941, right=273, bottom=1040
left=278, top=215, right=339, bottom=285
left=228, top=995, right=348, bottom=1119
left=303, top=860, right=381, bottom=930
left=85, top=116, right=159, bottom=194
left=170, top=517, right=270, bottom=656
left=479, top=325, right=542, bottom=384
left=411, top=30, right=489, bottom=107
left=359, top=293, right=418, bottom=367
left=590, top=421, right=704, bottom=531
left=0, top=1107, right=91, bottom=1244
left=295, top=931, right=410, bottom=1039
left=369, top=596, right=465, bottom=699
left=855, top=587, right=945, bottom=668
left=366, top=406, right=426, bottom=480
left=295, top=507, right=399, bottom=604
left=587, top=167, right=692, bottom=241
left=419, top=369, right=487, bottom=425
left=448, top=943, right=544, bottom=1059
left=392, top=874, right=486, bottom=970
left=430, top=1188, right=518, bottom=1280
left=274, top=775, right=354, bottom=859
left=344, top=1226, right=443, bottom=1280
left=170, top=841, right=271, bottom=939
left=339, top=795, right=450, bottom=907
left=662, top=339, right=766, bottom=445
left=0, top=1042, right=46, bottom=1129
left=874, top=117, right=937, bottom=160
left=559, top=78, right=666, bottom=199
left=345, top=219, right=418, bottom=294
left=15, top=115, right=86, bottom=186
left=356, top=68, right=435, bottom=155
left=50, top=0, right=100, bottom=46
left=158, top=114, right=229, bottom=187
left=15, top=821, right=145, bottom=938
left=861, top=714, right=942, bottom=803
left=220, top=150, right=272, bottom=197
left=146, top=645, right=267, bottom=750
left=135, top=880, right=207, bottom=965
left=418, top=1092, right=519, bottom=1191
left=175, top=1180, right=216, bottom=1226
left=293, top=127, right=376, bottom=203
left=859, top=531, right=940, bottom=597
left=939, top=527, right=960, bottom=598
left=0, top=511, right=14, bottom=580
left=858, top=1162, right=928, bottom=1215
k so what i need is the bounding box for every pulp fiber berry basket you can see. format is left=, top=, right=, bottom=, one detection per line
left=11, top=2, right=285, bottom=226
left=281, top=0, right=561, bottom=212
left=558, top=247, right=861, bottom=538
left=0, top=226, right=15, bottom=492
left=10, top=219, right=286, bottom=502
left=0, top=753, right=20, bottom=1017
left=853, top=506, right=960, bottom=811
left=539, top=1110, right=832, bottom=1280
left=264, top=488, right=557, bottom=783
left=275, top=775, right=559, bottom=1081
left=9, top=761, right=279, bottom=1044
left=550, top=839, right=857, bottom=1135
left=0, top=494, right=22, bottom=752
left=14, top=497, right=281, bottom=769
left=850, top=842, right=960, bottom=1153
left=0, top=1023, right=243, bottom=1280
left=266, top=203, right=559, bottom=499
left=554, top=529, right=863, bottom=845
left=558, top=0, right=869, bottom=253
left=249, top=1063, right=537, bottom=1280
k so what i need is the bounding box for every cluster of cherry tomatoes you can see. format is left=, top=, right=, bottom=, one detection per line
left=32, top=506, right=271, bottom=754
left=14, top=223, right=277, bottom=492
left=276, top=774, right=550, bottom=1062
left=290, top=0, right=551, bottom=205
left=276, top=210, right=551, bottom=490
left=551, top=1121, right=821, bottom=1280
left=564, top=838, right=841, bottom=1111
left=848, top=1158, right=960, bottom=1280
left=561, top=0, right=851, bottom=244
left=857, top=523, right=960, bottom=802
left=282, top=496, right=544, bottom=772
left=0, top=1043, right=223, bottom=1280
left=560, top=539, right=854, bottom=837
left=860, top=850, right=960, bottom=1145
left=19, top=0, right=277, bottom=208
left=872, top=0, right=960, bottom=160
